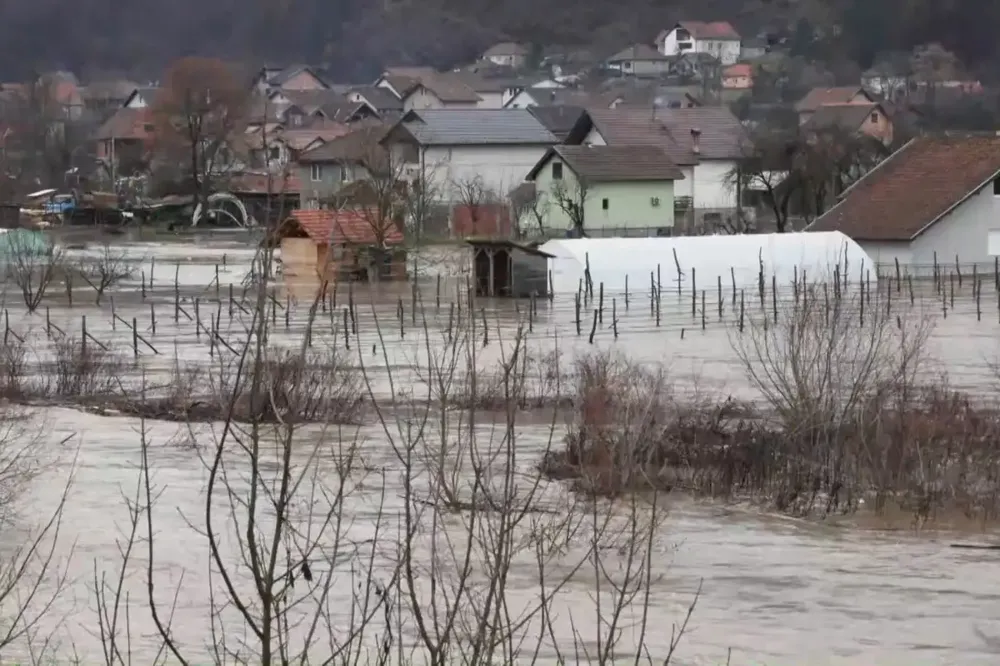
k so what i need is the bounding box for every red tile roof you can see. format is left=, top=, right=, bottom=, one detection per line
left=287, top=209, right=404, bottom=245
left=795, top=87, right=873, bottom=112
left=807, top=135, right=1000, bottom=241
left=723, top=64, right=752, bottom=78
left=678, top=21, right=741, bottom=40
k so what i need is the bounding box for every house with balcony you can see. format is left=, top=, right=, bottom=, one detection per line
left=657, top=21, right=742, bottom=65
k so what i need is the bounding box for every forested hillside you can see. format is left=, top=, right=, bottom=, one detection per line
left=1, top=0, right=999, bottom=82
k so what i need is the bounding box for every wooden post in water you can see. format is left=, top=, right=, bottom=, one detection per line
left=895, top=258, right=901, bottom=292
left=65, top=271, right=73, bottom=307
left=588, top=309, right=598, bottom=344
left=624, top=274, right=629, bottom=310
left=772, top=274, right=777, bottom=324
left=933, top=252, right=939, bottom=293
left=612, top=298, right=618, bottom=339
left=215, top=264, right=220, bottom=298
left=150, top=303, right=156, bottom=335
left=548, top=270, right=553, bottom=301
left=976, top=278, right=982, bottom=321
left=649, top=272, right=655, bottom=316
left=141, top=271, right=146, bottom=299
left=598, top=282, right=604, bottom=324
left=195, top=298, right=201, bottom=339
left=908, top=274, right=914, bottom=305
left=228, top=283, right=234, bottom=318
left=574, top=292, right=581, bottom=336
left=481, top=308, right=488, bottom=347
left=691, top=267, right=696, bottom=318
left=701, top=290, right=706, bottom=330
left=398, top=298, right=405, bottom=339
left=950, top=272, right=955, bottom=308
left=284, top=295, right=290, bottom=329
left=81, top=316, right=87, bottom=356
left=529, top=292, right=535, bottom=333
left=717, top=275, right=722, bottom=319
left=343, top=308, right=350, bottom=350
left=956, top=255, right=962, bottom=288
left=45, top=307, right=51, bottom=338
left=447, top=302, right=455, bottom=342
left=738, top=290, right=745, bottom=333
left=132, top=318, right=139, bottom=357
left=730, top=266, right=736, bottom=306
left=435, top=275, right=441, bottom=311
left=672, top=250, right=681, bottom=296
left=150, top=257, right=155, bottom=292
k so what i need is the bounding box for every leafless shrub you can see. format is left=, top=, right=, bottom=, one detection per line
left=0, top=337, right=28, bottom=399
left=52, top=338, right=126, bottom=400
left=3, top=231, right=64, bottom=313
left=77, top=243, right=136, bottom=305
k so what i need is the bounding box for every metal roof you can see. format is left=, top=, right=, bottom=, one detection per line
left=395, top=109, right=557, bottom=145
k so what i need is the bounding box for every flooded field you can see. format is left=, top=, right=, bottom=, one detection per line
left=4, top=234, right=1000, bottom=665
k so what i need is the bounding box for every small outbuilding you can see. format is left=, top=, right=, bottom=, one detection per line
left=468, top=239, right=552, bottom=298
left=275, top=208, right=406, bottom=281
left=539, top=232, right=874, bottom=294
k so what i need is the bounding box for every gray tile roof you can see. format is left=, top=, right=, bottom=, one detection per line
left=527, top=145, right=684, bottom=182
left=394, top=109, right=557, bottom=145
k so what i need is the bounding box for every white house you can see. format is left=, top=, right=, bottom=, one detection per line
left=657, top=21, right=742, bottom=66
left=566, top=107, right=747, bottom=227
left=374, top=68, right=483, bottom=110
left=806, top=135, right=1000, bottom=273
left=380, top=108, right=557, bottom=201
left=123, top=86, right=159, bottom=109
left=482, top=43, right=530, bottom=68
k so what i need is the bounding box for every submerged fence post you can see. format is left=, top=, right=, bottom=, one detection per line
left=598, top=282, right=604, bottom=324
left=691, top=267, right=697, bottom=318
left=612, top=298, right=618, bottom=339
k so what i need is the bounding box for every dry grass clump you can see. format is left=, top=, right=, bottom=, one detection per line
left=447, top=348, right=571, bottom=411
left=133, top=347, right=365, bottom=424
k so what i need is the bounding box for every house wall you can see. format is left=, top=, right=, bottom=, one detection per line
left=504, top=90, right=538, bottom=108
left=659, top=29, right=740, bottom=64
left=582, top=127, right=736, bottom=211
left=617, top=60, right=673, bottom=77
left=531, top=159, right=675, bottom=233
left=281, top=237, right=320, bottom=276
left=419, top=144, right=550, bottom=201
left=858, top=241, right=914, bottom=273
left=475, top=92, right=505, bottom=109
left=298, top=162, right=371, bottom=205
left=902, top=182, right=1000, bottom=270
left=486, top=54, right=526, bottom=68
left=859, top=108, right=894, bottom=144
left=403, top=87, right=480, bottom=111
left=510, top=250, right=548, bottom=297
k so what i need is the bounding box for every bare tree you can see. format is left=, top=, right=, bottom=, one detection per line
left=3, top=230, right=65, bottom=313
left=552, top=177, right=589, bottom=237
left=453, top=175, right=506, bottom=237
left=507, top=182, right=547, bottom=239
left=151, top=56, right=249, bottom=219
left=77, top=242, right=136, bottom=305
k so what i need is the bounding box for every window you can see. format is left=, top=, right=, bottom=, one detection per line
left=340, top=166, right=350, bottom=182
left=870, top=111, right=879, bottom=122
left=602, top=198, right=609, bottom=210
left=310, top=164, right=323, bottom=182
left=994, top=177, right=1000, bottom=196
left=552, top=162, right=563, bottom=180
left=269, top=146, right=280, bottom=160
left=651, top=197, right=661, bottom=207
left=143, top=123, right=155, bottom=132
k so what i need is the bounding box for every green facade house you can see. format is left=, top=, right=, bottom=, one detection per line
left=524, top=145, right=683, bottom=237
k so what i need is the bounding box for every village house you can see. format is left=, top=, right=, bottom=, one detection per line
left=296, top=125, right=387, bottom=206
left=794, top=86, right=875, bottom=125
left=605, top=45, right=673, bottom=78
left=253, top=65, right=329, bottom=95
left=503, top=87, right=614, bottom=109
left=564, top=106, right=747, bottom=230
left=346, top=86, right=404, bottom=115
left=92, top=107, right=155, bottom=176
left=380, top=108, right=556, bottom=201
left=657, top=22, right=742, bottom=66
left=805, top=135, right=1000, bottom=271
left=268, top=89, right=378, bottom=125
left=81, top=80, right=141, bottom=116
left=722, top=63, right=753, bottom=90
left=123, top=87, right=160, bottom=109
left=802, top=102, right=894, bottom=145
left=243, top=118, right=352, bottom=169
left=525, top=145, right=683, bottom=236
left=482, top=43, right=530, bottom=69
left=374, top=68, right=483, bottom=110
left=276, top=208, right=406, bottom=281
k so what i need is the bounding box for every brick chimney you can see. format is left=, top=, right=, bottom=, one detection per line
left=690, top=127, right=701, bottom=154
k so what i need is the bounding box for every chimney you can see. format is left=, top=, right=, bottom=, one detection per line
left=690, top=127, right=701, bottom=154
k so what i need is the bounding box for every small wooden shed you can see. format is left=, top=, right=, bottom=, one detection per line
left=276, top=208, right=407, bottom=281
left=468, top=239, right=551, bottom=298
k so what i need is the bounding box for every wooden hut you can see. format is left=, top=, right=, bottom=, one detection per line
left=467, top=239, right=551, bottom=298
left=277, top=208, right=407, bottom=281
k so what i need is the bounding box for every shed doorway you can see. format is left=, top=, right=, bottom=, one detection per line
left=473, top=246, right=511, bottom=296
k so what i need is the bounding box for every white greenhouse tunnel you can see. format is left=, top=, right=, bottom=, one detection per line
left=538, top=232, right=876, bottom=294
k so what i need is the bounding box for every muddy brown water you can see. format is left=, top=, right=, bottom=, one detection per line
left=5, top=237, right=1000, bottom=665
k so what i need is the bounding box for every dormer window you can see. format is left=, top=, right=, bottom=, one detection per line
left=552, top=162, right=563, bottom=180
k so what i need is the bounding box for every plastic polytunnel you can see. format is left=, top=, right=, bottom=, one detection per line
left=538, top=232, right=876, bottom=295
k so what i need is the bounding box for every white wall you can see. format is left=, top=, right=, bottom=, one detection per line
left=475, top=92, right=505, bottom=109
left=504, top=90, right=537, bottom=108
left=696, top=39, right=741, bottom=65
left=907, top=182, right=1000, bottom=268
left=421, top=145, right=550, bottom=200
left=692, top=160, right=737, bottom=209
left=660, top=29, right=683, bottom=56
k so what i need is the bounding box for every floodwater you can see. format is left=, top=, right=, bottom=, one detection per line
left=4, top=234, right=1000, bottom=665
